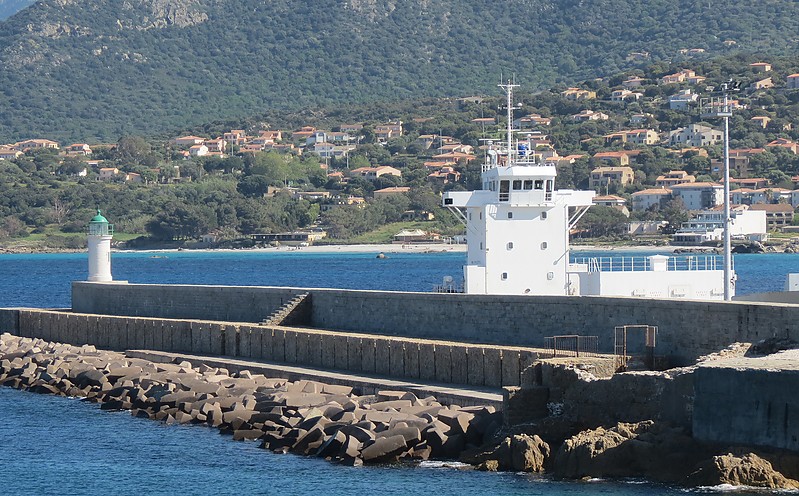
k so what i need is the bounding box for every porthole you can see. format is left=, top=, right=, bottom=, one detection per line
left=501, top=272, right=508, bottom=280
left=507, top=242, right=514, bottom=250
left=541, top=212, right=547, bottom=220
left=507, top=212, right=513, bottom=219
left=541, top=242, right=548, bottom=250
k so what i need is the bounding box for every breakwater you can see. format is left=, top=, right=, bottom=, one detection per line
left=72, top=281, right=799, bottom=365
left=0, top=333, right=501, bottom=465
left=1, top=308, right=545, bottom=390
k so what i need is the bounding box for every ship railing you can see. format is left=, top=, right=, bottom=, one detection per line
left=572, top=255, right=730, bottom=272
left=544, top=335, right=599, bottom=358
left=433, top=283, right=464, bottom=293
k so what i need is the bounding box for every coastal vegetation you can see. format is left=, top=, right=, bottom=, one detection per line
left=2, top=0, right=799, bottom=141
left=3, top=51, right=799, bottom=251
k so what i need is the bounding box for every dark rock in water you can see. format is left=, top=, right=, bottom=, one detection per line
left=732, top=242, right=765, bottom=254
left=461, top=434, right=549, bottom=472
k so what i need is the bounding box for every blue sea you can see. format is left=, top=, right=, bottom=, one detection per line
left=1, top=249, right=795, bottom=495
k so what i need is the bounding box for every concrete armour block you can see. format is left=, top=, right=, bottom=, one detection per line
left=450, top=345, right=468, bottom=385
left=434, top=345, right=452, bottom=384
left=419, top=343, right=435, bottom=381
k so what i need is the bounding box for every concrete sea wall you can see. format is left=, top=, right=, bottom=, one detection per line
left=73, top=281, right=799, bottom=364
left=0, top=308, right=539, bottom=389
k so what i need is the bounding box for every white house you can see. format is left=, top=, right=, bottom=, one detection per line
left=669, top=89, right=699, bottom=110
left=670, top=182, right=723, bottom=210
left=673, top=206, right=768, bottom=245
left=669, top=124, right=723, bottom=147
left=631, top=188, right=672, bottom=212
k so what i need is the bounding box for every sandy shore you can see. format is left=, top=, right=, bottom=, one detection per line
left=121, top=243, right=716, bottom=255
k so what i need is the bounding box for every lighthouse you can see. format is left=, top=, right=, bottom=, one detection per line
left=87, top=209, right=114, bottom=282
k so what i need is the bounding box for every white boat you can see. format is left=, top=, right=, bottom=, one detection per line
left=442, top=82, right=733, bottom=300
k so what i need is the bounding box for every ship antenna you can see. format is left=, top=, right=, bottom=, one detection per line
left=498, top=79, right=520, bottom=165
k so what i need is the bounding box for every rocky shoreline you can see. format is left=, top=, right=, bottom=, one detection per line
left=2, top=333, right=798, bottom=490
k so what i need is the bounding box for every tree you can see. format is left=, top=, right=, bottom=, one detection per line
left=661, top=198, right=689, bottom=234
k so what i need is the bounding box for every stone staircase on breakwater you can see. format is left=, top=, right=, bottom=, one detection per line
left=262, top=293, right=310, bottom=327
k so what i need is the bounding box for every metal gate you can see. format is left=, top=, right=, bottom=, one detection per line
left=614, top=325, right=658, bottom=371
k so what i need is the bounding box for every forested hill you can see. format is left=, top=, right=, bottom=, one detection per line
left=0, top=0, right=33, bottom=20
left=1, top=0, right=799, bottom=143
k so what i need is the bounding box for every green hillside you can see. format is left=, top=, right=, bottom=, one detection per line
left=1, top=0, right=799, bottom=142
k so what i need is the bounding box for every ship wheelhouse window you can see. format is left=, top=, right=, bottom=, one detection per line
left=512, top=180, right=522, bottom=190
left=523, top=180, right=533, bottom=190
left=499, top=180, right=510, bottom=201
left=534, top=180, right=544, bottom=190
left=546, top=180, right=553, bottom=192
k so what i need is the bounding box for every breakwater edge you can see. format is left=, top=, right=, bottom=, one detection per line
left=4, top=333, right=799, bottom=492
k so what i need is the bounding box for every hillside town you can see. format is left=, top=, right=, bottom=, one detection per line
left=2, top=58, right=799, bottom=247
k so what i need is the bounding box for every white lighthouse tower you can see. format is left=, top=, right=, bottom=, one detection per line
left=87, top=209, right=114, bottom=282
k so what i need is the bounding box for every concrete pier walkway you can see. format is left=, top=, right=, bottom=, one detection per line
left=127, top=349, right=504, bottom=410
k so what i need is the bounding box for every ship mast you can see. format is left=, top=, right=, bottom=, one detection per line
left=498, top=80, right=520, bottom=165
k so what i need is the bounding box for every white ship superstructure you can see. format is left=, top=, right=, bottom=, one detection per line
left=443, top=82, right=733, bottom=300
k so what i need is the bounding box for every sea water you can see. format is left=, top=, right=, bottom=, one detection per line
left=1, top=249, right=795, bottom=495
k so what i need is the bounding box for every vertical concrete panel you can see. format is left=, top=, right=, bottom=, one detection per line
left=347, top=336, right=362, bottom=373
left=238, top=325, right=251, bottom=358
left=89, top=315, right=102, bottom=347
left=519, top=350, right=538, bottom=387
left=252, top=325, right=264, bottom=358
left=190, top=322, right=205, bottom=355
left=284, top=329, right=297, bottom=363
left=308, top=332, right=323, bottom=367
left=225, top=324, right=238, bottom=356
left=35, top=312, right=48, bottom=341
left=467, top=346, right=485, bottom=387
left=375, top=339, right=391, bottom=376
left=271, top=328, right=285, bottom=362
left=389, top=340, right=405, bottom=378
left=484, top=347, right=502, bottom=387
left=296, top=331, right=310, bottom=365
left=209, top=323, right=224, bottom=356
left=143, top=319, right=155, bottom=350
left=501, top=349, right=521, bottom=387
left=419, top=342, right=436, bottom=381
left=334, top=335, right=349, bottom=370
left=179, top=321, right=192, bottom=353
left=321, top=333, right=336, bottom=369
left=404, top=340, right=420, bottom=379
left=451, top=345, right=468, bottom=385
left=152, top=318, right=164, bottom=351
left=434, top=344, right=452, bottom=384
left=260, top=327, right=274, bottom=361
left=361, top=337, right=376, bottom=374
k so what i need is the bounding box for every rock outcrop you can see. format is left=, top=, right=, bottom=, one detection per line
left=463, top=434, right=550, bottom=472
left=686, top=452, right=799, bottom=489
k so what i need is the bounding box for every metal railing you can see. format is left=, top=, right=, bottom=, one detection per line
left=543, top=335, right=598, bottom=358
left=571, top=255, right=730, bottom=273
